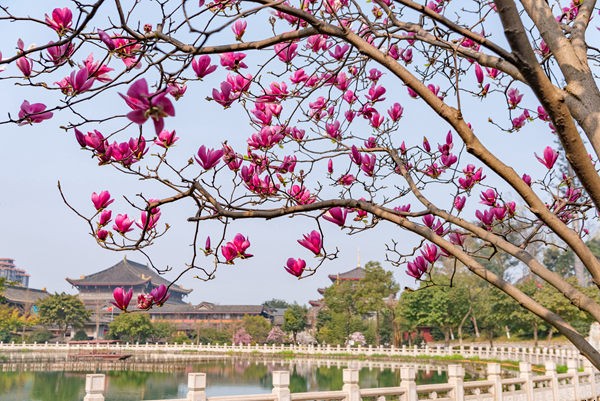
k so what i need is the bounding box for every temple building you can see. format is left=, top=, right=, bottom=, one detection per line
left=0, top=258, right=30, bottom=287
left=67, top=257, right=265, bottom=338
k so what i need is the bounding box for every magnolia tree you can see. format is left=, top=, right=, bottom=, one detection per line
left=1, top=0, right=600, bottom=365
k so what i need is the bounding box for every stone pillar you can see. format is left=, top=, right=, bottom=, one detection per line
left=583, top=359, right=597, bottom=400
left=342, top=368, right=360, bottom=401
left=544, top=361, right=559, bottom=401
left=487, top=363, right=503, bottom=401
left=448, top=365, right=464, bottom=401
left=272, top=371, right=290, bottom=401
left=519, top=362, right=534, bottom=401
left=400, top=367, right=417, bottom=401
left=83, top=374, right=105, bottom=401
left=186, top=373, right=206, bottom=401
left=567, top=359, right=580, bottom=401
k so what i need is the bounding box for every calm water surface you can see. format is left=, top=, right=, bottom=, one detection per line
left=0, top=358, right=465, bottom=401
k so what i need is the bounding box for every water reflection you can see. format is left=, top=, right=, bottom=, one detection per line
left=0, top=357, right=496, bottom=401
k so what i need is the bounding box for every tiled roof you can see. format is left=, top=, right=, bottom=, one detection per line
left=3, top=285, right=49, bottom=304
left=328, top=266, right=366, bottom=282
left=65, top=258, right=192, bottom=294
left=148, top=303, right=264, bottom=315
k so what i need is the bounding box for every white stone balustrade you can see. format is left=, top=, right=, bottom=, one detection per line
left=82, top=361, right=600, bottom=401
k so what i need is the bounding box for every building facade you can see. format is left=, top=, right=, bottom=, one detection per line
left=0, top=258, right=30, bottom=287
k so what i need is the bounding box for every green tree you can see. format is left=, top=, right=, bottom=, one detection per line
left=242, top=315, right=271, bottom=344
left=0, top=304, right=26, bottom=342
left=149, top=321, right=175, bottom=343
left=353, top=261, right=399, bottom=346
left=282, top=304, right=307, bottom=343
left=108, top=313, right=154, bottom=343
left=37, top=293, right=90, bottom=340
left=262, top=299, right=290, bottom=309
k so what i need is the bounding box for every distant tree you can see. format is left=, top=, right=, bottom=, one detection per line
left=262, top=299, right=290, bottom=309
left=0, top=304, right=26, bottom=342
left=72, top=330, right=89, bottom=341
left=242, top=315, right=271, bottom=344
left=24, top=328, right=54, bottom=344
left=196, top=326, right=232, bottom=344
left=354, top=261, right=399, bottom=346
left=266, top=326, right=288, bottom=344
left=232, top=327, right=252, bottom=345
left=108, top=313, right=154, bottom=343
left=37, top=293, right=90, bottom=340
left=150, top=321, right=175, bottom=343
left=282, top=304, right=307, bottom=343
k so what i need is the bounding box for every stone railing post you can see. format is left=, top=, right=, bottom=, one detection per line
left=83, top=374, right=105, bottom=401
left=487, top=363, right=503, bottom=401
left=583, top=359, right=597, bottom=399
left=400, top=367, right=417, bottom=401
left=342, top=368, right=360, bottom=401
left=567, top=359, right=580, bottom=401
left=272, top=371, right=290, bottom=401
left=544, top=361, right=559, bottom=401
left=519, top=362, right=534, bottom=401
left=448, top=365, right=465, bottom=401
left=187, top=373, right=206, bottom=401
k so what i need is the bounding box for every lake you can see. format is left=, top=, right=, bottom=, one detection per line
left=0, top=357, right=483, bottom=401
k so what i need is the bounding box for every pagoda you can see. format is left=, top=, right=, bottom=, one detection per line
left=66, top=257, right=192, bottom=307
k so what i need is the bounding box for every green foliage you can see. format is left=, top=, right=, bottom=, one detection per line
left=72, top=330, right=89, bottom=341
left=242, top=315, right=271, bottom=344
left=37, top=293, right=90, bottom=339
left=171, top=332, right=191, bottom=344
left=149, top=321, right=175, bottom=343
left=108, top=313, right=154, bottom=343
left=24, top=328, right=54, bottom=344
left=0, top=304, right=26, bottom=342
left=282, top=304, right=307, bottom=342
left=262, top=299, right=290, bottom=309
left=195, top=326, right=232, bottom=344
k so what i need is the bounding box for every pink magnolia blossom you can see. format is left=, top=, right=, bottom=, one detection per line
left=96, top=229, right=109, bottom=241
left=406, top=256, right=428, bottom=279
left=45, top=7, right=72, bottom=35
left=338, top=174, right=355, bottom=186
left=366, top=85, right=386, bottom=102
left=120, top=79, right=175, bottom=134
left=535, top=146, right=559, bottom=169
left=83, top=54, right=113, bottom=82
left=91, top=191, right=114, bottom=210
left=288, top=185, right=315, bottom=205
left=196, top=145, right=224, bottom=170
left=361, top=154, right=376, bottom=176
left=18, top=101, right=53, bottom=125
left=449, top=232, right=465, bottom=246
left=421, top=243, right=440, bottom=263
left=204, top=236, right=212, bottom=254
left=136, top=210, right=161, bottom=230
left=150, top=284, right=170, bottom=306
left=285, top=258, right=306, bottom=277
left=56, top=67, right=95, bottom=96
left=274, top=42, right=298, bottom=63
left=137, top=293, right=154, bottom=310
left=475, top=209, right=495, bottom=229
left=47, top=42, right=75, bottom=65
left=297, top=230, right=322, bottom=255
left=522, top=173, right=532, bottom=186
left=407, top=87, right=418, bottom=98
left=325, top=120, right=341, bottom=140
left=221, top=233, right=253, bottom=263
left=454, top=196, right=466, bottom=211
left=394, top=204, right=411, bottom=214
left=154, top=129, right=179, bottom=148
left=167, top=82, right=187, bottom=100
left=479, top=189, right=497, bottom=206
left=474, top=63, right=484, bottom=85
left=192, top=55, right=217, bottom=79
left=220, top=52, right=247, bottom=70
left=507, top=88, right=523, bottom=108
left=98, top=210, right=112, bottom=226
left=113, top=213, right=134, bottom=234
left=16, top=56, right=33, bottom=77
left=232, top=19, right=247, bottom=41
left=329, top=44, right=350, bottom=60
left=400, top=48, right=413, bottom=64
left=323, top=207, right=347, bottom=226
left=111, top=287, right=133, bottom=311
left=327, top=159, right=334, bottom=174
left=387, top=103, right=404, bottom=122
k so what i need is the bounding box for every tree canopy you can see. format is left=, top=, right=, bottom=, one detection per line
left=37, top=293, right=90, bottom=339
left=2, top=0, right=600, bottom=366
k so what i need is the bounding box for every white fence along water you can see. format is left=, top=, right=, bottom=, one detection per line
left=0, top=342, right=585, bottom=366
